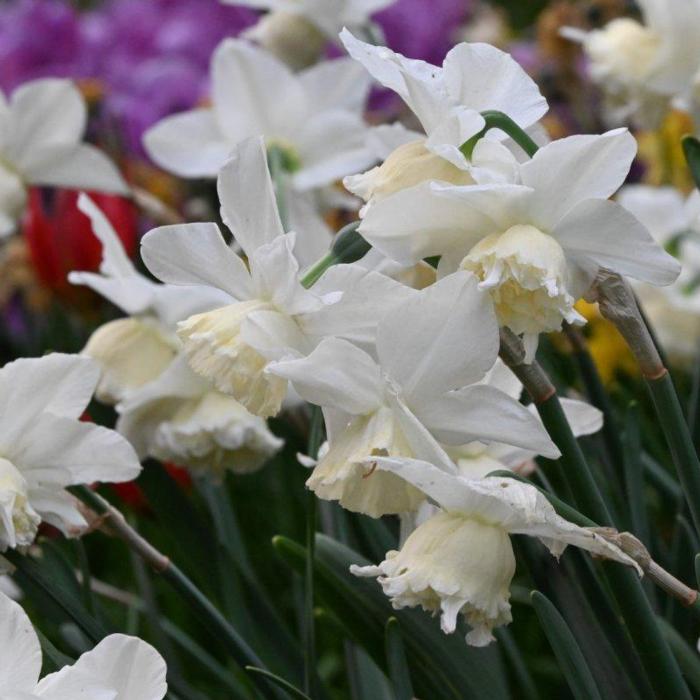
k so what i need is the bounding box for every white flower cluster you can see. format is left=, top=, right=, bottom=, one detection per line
left=0, top=6, right=678, bottom=655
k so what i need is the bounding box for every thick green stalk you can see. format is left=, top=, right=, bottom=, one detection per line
left=646, top=372, right=700, bottom=535
left=499, top=332, right=693, bottom=700
left=460, top=110, right=539, bottom=160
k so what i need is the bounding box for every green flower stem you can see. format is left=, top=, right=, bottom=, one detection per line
left=304, top=407, right=324, bottom=698
left=459, top=110, right=539, bottom=160
left=594, top=270, right=700, bottom=536
left=70, top=485, right=283, bottom=700
left=498, top=331, right=693, bottom=700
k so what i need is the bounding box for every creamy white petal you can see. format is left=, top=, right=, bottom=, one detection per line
left=218, top=136, right=285, bottom=258
left=520, top=129, right=637, bottom=228
left=143, top=108, right=231, bottom=178
left=299, top=57, right=372, bottom=113
left=266, top=337, right=382, bottom=415
left=6, top=79, right=85, bottom=169
left=442, top=42, right=548, bottom=129
left=212, top=38, right=305, bottom=142
left=416, top=384, right=560, bottom=457
left=141, top=223, right=252, bottom=300
left=554, top=198, right=681, bottom=286
left=0, top=593, right=41, bottom=694
left=37, top=634, right=167, bottom=700
left=377, top=272, right=499, bottom=402
left=558, top=398, right=603, bottom=436
left=616, top=185, right=689, bottom=246
left=23, top=143, right=128, bottom=195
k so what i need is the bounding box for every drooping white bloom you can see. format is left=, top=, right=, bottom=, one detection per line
left=448, top=359, right=603, bottom=479
left=562, top=0, right=700, bottom=127
left=69, top=195, right=282, bottom=475
left=340, top=30, right=548, bottom=210
left=118, top=356, right=283, bottom=477
left=0, top=591, right=167, bottom=699
left=143, top=38, right=374, bottom=191
left=352, top=455, right=639, bottom=645
left=357, top=128, right=680, bottom=357
left=618, top=185, right=700, bottom=361
left=0, top=79, right=128, bottom=236
left=142, top=136, right=413, bottom=419
left=267, top=272, right=560, bottom=517
left=0, top=353, right=141, bottom=550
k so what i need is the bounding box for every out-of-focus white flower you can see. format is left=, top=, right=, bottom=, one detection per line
left=226, top=0, right=395, bottom=44
left=0, top=591, right=167, bottom=699
left=358, top=129, right=680, bottom=358
left=0, top=354, right=141, bottom=550
left=0, top=574, right=21, bottom=600
left=0, top=79, right=128, bottom=236
left=69, top=194, right=228, bottom=405
left=352, top=455, right=639, bottom=646
left=118, top=356, right=282, bottom=477
left=618, top=185, right=700, bottom=361
left=447, top=359, right=603, bottom=479
left=562, top=0, right=700, bottom=127
left=267, top=272, right=559, bottom=517
left=340, top=29, right=548, bottom=210
left=144, top=38, right=374, bottom=191
left=142, top=136, right=410, bottom=418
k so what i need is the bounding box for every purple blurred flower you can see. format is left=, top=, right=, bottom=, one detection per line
left=0, top=0, right=257, bottom=154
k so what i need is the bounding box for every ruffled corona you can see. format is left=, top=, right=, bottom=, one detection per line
left=84, top=318, right=179, bottom=404
left=461, top=224, right=584, bottom=337
left=307, top=405, right=425, bottom=518
left=352, top=511, right=515, bottom=646
left=0, top=458, right=41, bottom=550
left=178, top=300, right=287, bottom=418
left=150, top=391, right=283, bottom=477
left=345, top=140, right=474, bottom=210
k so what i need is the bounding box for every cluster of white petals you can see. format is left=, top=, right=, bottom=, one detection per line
left=0, top=591, right=167, bottom=699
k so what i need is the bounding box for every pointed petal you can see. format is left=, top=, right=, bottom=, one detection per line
left=554, top=198, right=681, bottom=286
left=266, top=337, right=382, bottom=415
left=0, top=593, right=42, bottom=694
left=378, top=272, right=499, bottom=402
left=141, top=223, right=252, bottom=299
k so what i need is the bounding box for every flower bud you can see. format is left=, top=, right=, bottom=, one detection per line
left=0, top=458, right=41, bottom=550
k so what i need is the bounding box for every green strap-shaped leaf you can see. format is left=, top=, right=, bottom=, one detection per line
left=531, top=591, right=603, bottom=700
left=385, top=618, right=414, bottom=700
left=682, top=135, right=700, bottom=190
left=246, top=667, right=311, bottom=700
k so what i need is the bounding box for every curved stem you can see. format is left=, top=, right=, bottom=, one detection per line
left=460, top=110, right=539, bottom=160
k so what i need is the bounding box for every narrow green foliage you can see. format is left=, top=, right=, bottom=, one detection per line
left=384, top=618, right=414, bottom=700
left=460, top=110, right=539, bottom=160
left=531, top=591, right=603, bottom=700
left=246, top=667, right=312, bottom=700
left=682, top=135, right=700, bottom=191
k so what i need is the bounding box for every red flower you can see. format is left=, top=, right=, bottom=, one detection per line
left=23, top=187, right=137, bottom=296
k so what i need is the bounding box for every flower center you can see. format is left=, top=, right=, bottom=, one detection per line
left=345, top=139, right=474, bottom=208
left=587, top=18, right=660, bottom=85
left=177, top=300, right=287, bottom=418
left=0, top=457, right=40, bottom=549
left=461, top=224, right=583, bottom=336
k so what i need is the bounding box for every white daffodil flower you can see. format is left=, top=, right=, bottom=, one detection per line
left=340, top=29, right=548, bottom=210
left=143, top=38, right=374, bottom=191
left=562, top=0, right=700, bottom=127
left=0, top=591, right=167, bottom=699
left=69, top=194, right=229, bottom=404
left=70, top=195, right=282, bottom=475
left=618, top=185, right=700, bottom=361
left=142, top=136, right=413, bottom=419
left=118, top=356, right=283, bottom=477
left=267, top=272, right=560, bottom=517
left=351, top=456, right=639, bottom=646
left=358, top=128, right=680, bottom=359
left=448, top=359, right=603, bottom=479
left=223, top=0, right=396, bottom=69
left=0, top=79, right=128, bottom=236
left=0, top=353, right=141, bottom=551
